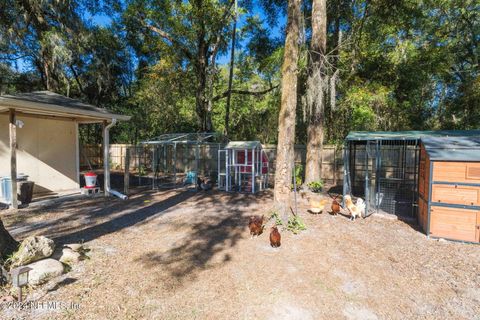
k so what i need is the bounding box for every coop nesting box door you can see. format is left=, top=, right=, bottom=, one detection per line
left=433, top=162, right=480, bottom=184
left=430, top=207, right=478, bottom=242
left=432, top=185, right=479, bottom=206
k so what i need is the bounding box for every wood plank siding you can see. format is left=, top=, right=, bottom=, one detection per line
left=419, top=142, right=480, bottom=243
left=429, top=206, right=478, bottom=242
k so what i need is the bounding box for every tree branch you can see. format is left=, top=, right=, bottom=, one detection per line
left=212, top=84, right=279, bottom=102
left=208, top=0, right=236, bottom=59
left=140, top=20, right=193, bottom=60
left=69, top=65, right=85, bottom=95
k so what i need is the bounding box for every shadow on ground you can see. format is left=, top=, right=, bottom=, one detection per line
left=133, top=190, right=273, bottom=287
left=5, top=189, right=196, bottom=245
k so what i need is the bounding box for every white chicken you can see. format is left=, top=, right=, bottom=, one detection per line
left=344, top=195, right=365, bottom=221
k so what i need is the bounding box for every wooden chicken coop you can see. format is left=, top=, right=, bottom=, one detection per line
left=418, top=136, right=480, bottom=243
left=343, top=130, right=480, bottom=220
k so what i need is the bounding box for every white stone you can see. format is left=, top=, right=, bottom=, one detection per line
left=25, top=258, right=64, bottom=286
left=64, top=243, right=84, bottom=252
left=10, top=236, right=55, bottom=267
left=59, top=248, right=81, bottom=264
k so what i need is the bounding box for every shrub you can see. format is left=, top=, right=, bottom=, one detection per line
left=286, top=215, right=306, bottom=234
left=269, top=211, right=283, bottom=226
left=291, top=164, right=303, bottom=190
left=307, top=180, right=324, bottom=193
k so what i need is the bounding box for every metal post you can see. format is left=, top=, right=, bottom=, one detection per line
left=342, top=141, right=350, bottom=207
left=233, top=150, right=237, bottom=190
left=103, top=121, right=108, bottom=197
left=352, top=142, right=356, bottom=189
left=413, top=140, right=419, bottom=218
left=163, top=144, right=167, bottom=174
left=226, top=149, right=230, bottom=191
left=195, top=143, right=200, bottom=176
left=333, top=146, right=337, bottom=186
left=218, top=148, right=221, bottom=190
left=183, top=144, right=188, bottom=172
left=173, top=143, right=177, bottom=187
left=152, top=146, right=156, bottom=190
left=365, top=142, right=370, bottom=217
left=375, top=140, right=381, bottom=212
left=124, top=147, right=130, bottom=195
left=252, top=147, right=255, bottom=193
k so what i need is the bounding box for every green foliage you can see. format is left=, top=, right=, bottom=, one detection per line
left=307, top=180, right=324, bottom=193
left=295, top=164, right=303, bottom=186
left=1, top=0, right=480, bottom=145
left=286, top=215, right=306, bottom=235
left=269, top=211, right=283, bottom=226
left=138, top=165, right=147, bottom=176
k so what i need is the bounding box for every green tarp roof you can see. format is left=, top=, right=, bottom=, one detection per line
left=346, top=130, right=480, bottom=141
left=225, top=141, right=261, bottom=149
left=421, top=136, right=480, bottom=162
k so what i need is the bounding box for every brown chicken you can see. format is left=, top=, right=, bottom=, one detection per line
left=248, top=215, right=265, bottom=238
left=331, top=199, right=341, bottom=216
left=270, top=226, right=281, bottom=248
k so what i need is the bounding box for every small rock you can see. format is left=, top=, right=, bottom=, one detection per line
left=24, top=258, right=64, bottom=286
left=10, top=236, right=55, bottom=267
left=64, top=243, right=83, bottom=252
left=59, top=248, right=81, bottom=264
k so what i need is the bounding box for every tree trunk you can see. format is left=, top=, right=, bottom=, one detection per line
left=195, top=64, right=208, bottom=131
left=304, top=0, right=327, bottom=184
left=274, top=0, right=301, bottom=216
left=195, top=26, right=213, bottom=132
left=225, top=0, right=237, bottom=137
left=0, top=219, right=19, bottom=261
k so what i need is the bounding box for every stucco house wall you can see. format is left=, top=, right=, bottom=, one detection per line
left=0, top=114, right=79, bottom=194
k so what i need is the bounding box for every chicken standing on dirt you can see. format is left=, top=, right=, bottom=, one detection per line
left=344, top=195, right=365, bottom=221
left=270, top=226, right=281, bottom=248
left=308, top=198, right=329, bottom=214
left=331, top=199, right=341, bottom=216
left=248, top=215, right=265, bottom=238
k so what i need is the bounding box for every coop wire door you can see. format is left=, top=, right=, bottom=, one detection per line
left=365, top=140, right=377, bottom=217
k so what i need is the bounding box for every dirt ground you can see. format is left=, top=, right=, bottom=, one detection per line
left=1, top=189, right=479, bottom=320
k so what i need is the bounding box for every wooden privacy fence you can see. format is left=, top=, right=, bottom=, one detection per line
left=80, top=144, right=345, bottom=184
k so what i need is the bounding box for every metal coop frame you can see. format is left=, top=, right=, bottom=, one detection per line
left=342, top=130, right=480, bottom=218
left=142, top=133, right=227, bottom=189
left=218, top=141, right=269, bottom=193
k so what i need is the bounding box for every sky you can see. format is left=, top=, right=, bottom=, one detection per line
left=14, top=3, right=286, bottom=72
left=84, top=3, right=286, bottom=65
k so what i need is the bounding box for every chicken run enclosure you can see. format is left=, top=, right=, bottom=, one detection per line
left=342, top=130, right=480, bottom=218
left=140, top=133, right=228, bottom=189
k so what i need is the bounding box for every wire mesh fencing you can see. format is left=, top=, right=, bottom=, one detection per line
left=80, top=143, right=346, bottom=193
left=345, top=140, right=420, bottom=217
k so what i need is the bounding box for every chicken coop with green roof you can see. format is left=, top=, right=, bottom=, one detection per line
left=342, top=130, right=480, bottom=232
left=418, top=136, right=480, bottom=243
